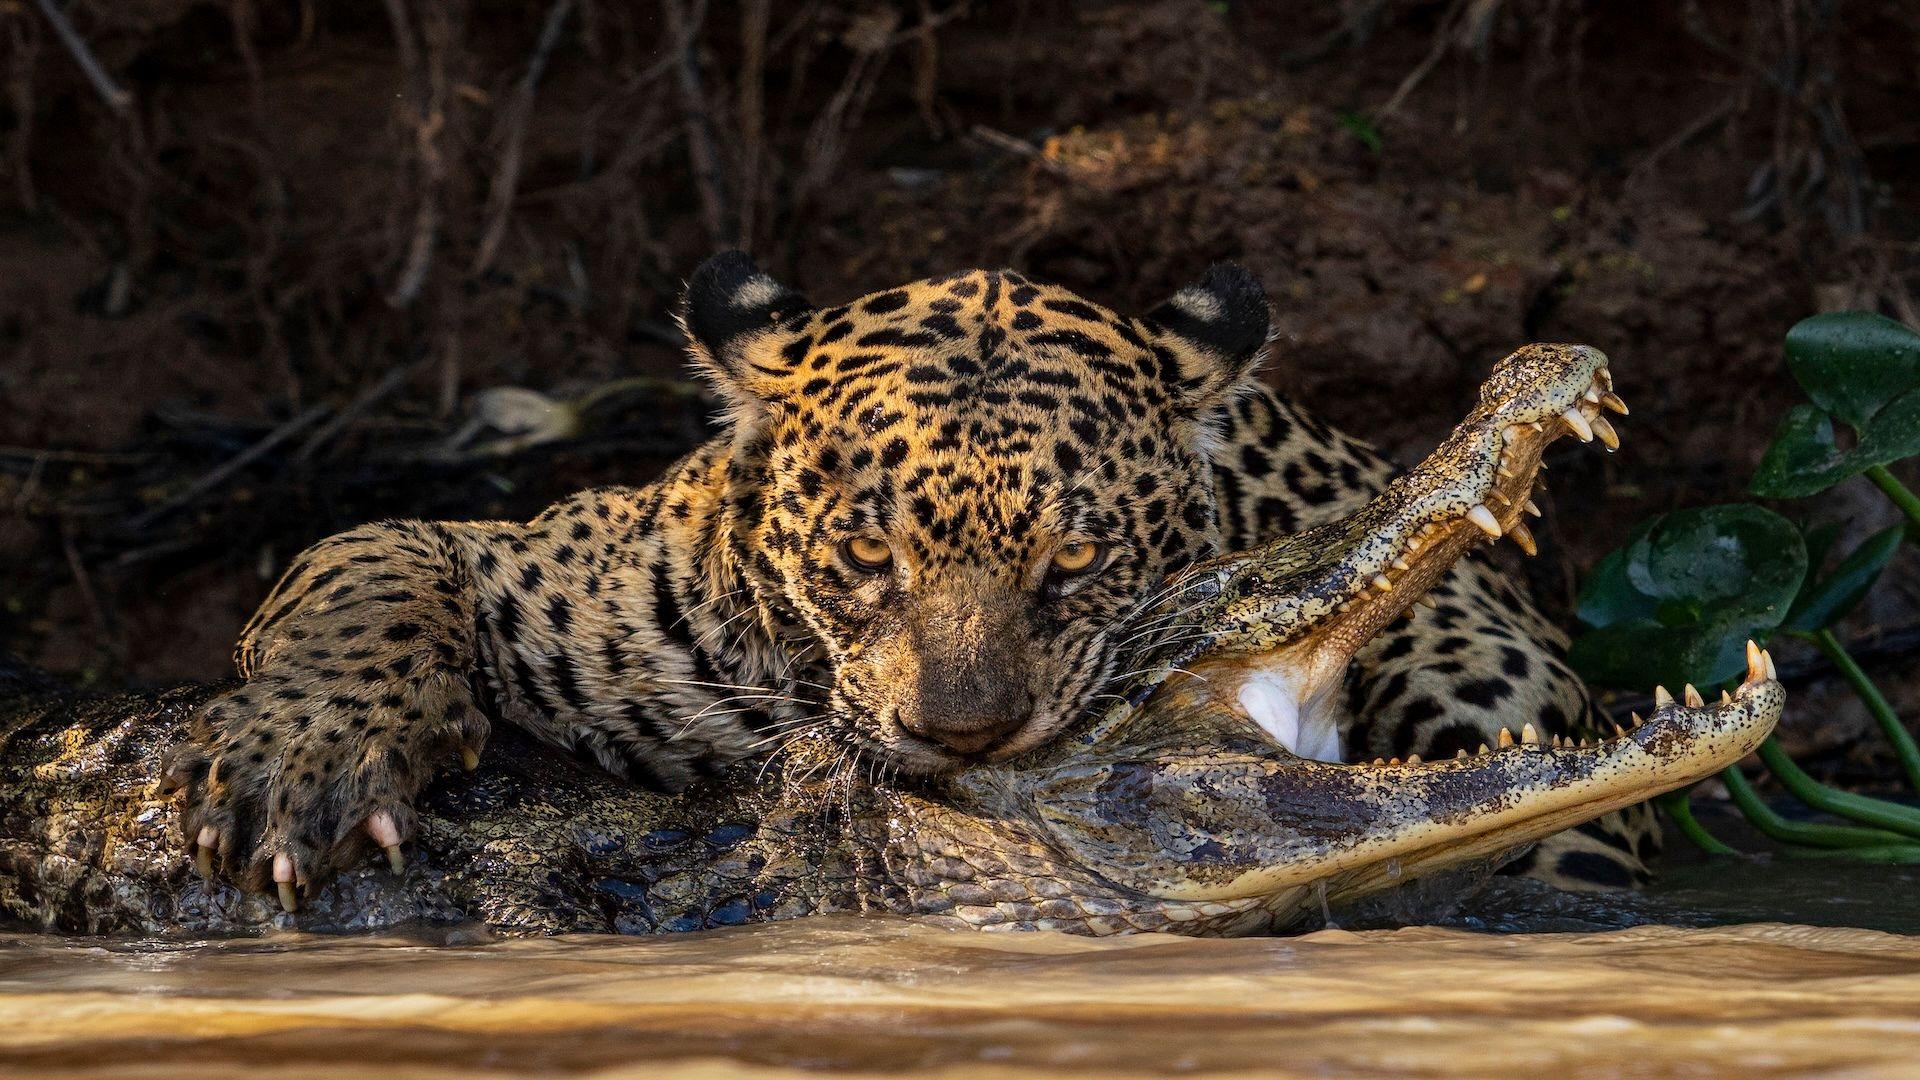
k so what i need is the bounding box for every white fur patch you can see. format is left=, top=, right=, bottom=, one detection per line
left=732, top=275, right=783, bottom=310
left=1237, top=670, right=1343, bottom=762
left=1172, top=287, right=1224, bottom=324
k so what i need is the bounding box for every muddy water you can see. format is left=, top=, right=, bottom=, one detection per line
left=6, top=857, right=1920, bottom=1079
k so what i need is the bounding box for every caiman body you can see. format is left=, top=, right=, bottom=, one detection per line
left=0, top=346, right=1784, bottom=937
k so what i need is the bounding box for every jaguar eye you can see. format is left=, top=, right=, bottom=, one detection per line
left=841, top=535, right=894, bottom=572
left=1050, top=540, right=1107, bottom=576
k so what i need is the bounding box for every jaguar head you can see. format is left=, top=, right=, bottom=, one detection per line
left=679, top=251, right=1271, bottom=773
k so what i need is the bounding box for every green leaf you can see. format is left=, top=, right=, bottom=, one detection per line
left=1752, top=315, right=1920, bottom=498
left=1571, top=505, right=1806, bottom=689
left=1783, top=525, right=1904, bottom=633
left=1337, top=112, right=1382, bottom=154
left=1786, top=312, right=1920, bottom=430
left=1801, top=520, right=1844, bottom=575
left=1572, top=520, right=1659, bottom=628
left=1751, top=394, right=1920, bottom=498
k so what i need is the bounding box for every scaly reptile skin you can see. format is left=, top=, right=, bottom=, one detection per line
left=0, top=346, right=1783, bottom=936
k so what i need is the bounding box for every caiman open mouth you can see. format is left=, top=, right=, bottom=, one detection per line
left=1130, top=343, right=1629, bottom=764
left=1002, top=343, right=1784, bottom=923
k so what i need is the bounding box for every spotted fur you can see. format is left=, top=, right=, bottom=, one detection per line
left=169, top=253, right=1652, bottom=897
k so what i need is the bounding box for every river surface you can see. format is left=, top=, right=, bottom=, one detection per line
left=4, top=847, right=1919, bottom=1078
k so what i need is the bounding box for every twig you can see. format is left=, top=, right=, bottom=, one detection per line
left=965, top=125, right=1068, bottom=177
left=382, top=0, right=450, bottom=309
left=5, top=16, right=38, bottom=211
left=0, top=446, right=152, bottom=464
left=61, top=522, right=115, bottom=656
left=127, top=404, right=330, bottom=530
left=1375, top=0, right=1468, bottom=121
left=31, top=0, right=132, bottom=112
left=661, top=0, right=732, bottom=246
left=10, top=453, right=45, bottom=513
left=1624, top=93, right=1740, bottom=188
left=734, top=0, right=769, bottom=245
left=291, top=360, right=426, bottom=464
left=472, top=0, right=576, bottom=275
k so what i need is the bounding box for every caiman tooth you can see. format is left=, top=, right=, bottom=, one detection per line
left=1521, top=722, right=1540, bottom=746
left=1501, top=426, right=1523, bottom=445
left=1653, top=685, right=1674, bottom=708
left=1468, top=504, right=1503, bottom=538
left=1721, top=690, right=1733, bottom=705
left=1509, top=521, right=1538, bottom=557
left=1630, top=711, right=1645, bottom=730
left=1417, top=594, right=1438, bottom=609
left=1591, top=415, right=1620, bottom=450
left=1523, top=498, right=1543, bottom=517
left=1600, top=390, right=1629, bottom=415
left=1612, top=723, right=1627, bottom=738
left=1764, top=649, right=1778, bottom=680
left=1562, top=408, right=1594, bottom=442
left=1393, top=557, right=1411, bottom=572
left=1595, top=366, right=1614, bottom=391
left=1746, top=640, right=1766, bottom=684
left=1683, top=684, right=1704, bottom=708
left=1477, top=743, right=1491, bottom=756
left=1455, top=749, right=1469, bottom=760
left=1498, top=727, right=1515, bottom=749
left=1585, top=387, right=1602, bottom=403
left=1373, top=574, right=1395, bottom=593
left=1406, top=754, right=1423, bottom=765
left=1389, top=757, right=1402, bottom=766
left=1373, top=757, right=1387, bottom=766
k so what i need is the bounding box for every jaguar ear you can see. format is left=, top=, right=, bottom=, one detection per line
left=678, top=250, right=814, bottom=417
left=1145, top=262, right=1271, bottom=410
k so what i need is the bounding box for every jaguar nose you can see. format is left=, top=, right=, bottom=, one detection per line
left=900, top=711, right=1026, bottom=757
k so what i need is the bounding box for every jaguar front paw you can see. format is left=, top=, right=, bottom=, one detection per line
left=162, top=670, right=486, bottom=911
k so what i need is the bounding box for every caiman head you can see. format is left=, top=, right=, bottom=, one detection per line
left=876, top=343, right=1785, bottom=934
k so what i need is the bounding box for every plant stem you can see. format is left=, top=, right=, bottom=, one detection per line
left=1756, top=737, right=1920, bottom=839
left=1810, top=628, right=1920, bottom=791
left=1779, top=843, right=1920, bottom=864
left=1720, top=764, right=1912, bottom=848
left=1657, top=790, right=1738, bottom=856
left=1865, top=465, right=1920, bottom=535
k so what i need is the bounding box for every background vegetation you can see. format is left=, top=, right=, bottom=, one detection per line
left=3, top=0, right=1918, bottom=796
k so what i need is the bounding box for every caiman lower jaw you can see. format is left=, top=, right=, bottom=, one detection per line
left=1056, top=645, right=1784, bottom=911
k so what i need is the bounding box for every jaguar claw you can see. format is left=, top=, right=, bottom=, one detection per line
left=366, top=810, right=405, bottom=873
left=193, top=825, right=218, bottom=879
left=272, top=851, right=298, bottom=913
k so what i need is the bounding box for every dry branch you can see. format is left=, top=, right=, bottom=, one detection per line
left=30, top=0, right=130, bottom=112
left=473, top=0, right=577, bottom=275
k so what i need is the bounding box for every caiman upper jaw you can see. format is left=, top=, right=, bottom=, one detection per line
left=1122, top=343, right=1626, bottom=762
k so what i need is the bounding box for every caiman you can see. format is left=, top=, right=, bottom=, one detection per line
left=0, top=345, right=1783, bottom=936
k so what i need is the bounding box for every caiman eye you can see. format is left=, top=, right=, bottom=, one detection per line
left=1050, top=540, right=1107, bottom=576
left=840, top=535, right=894, bottom=572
